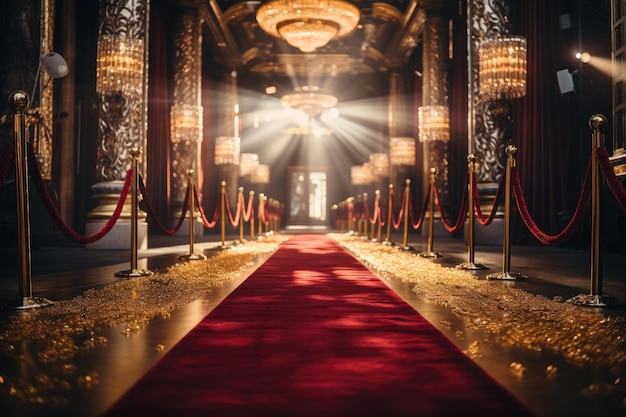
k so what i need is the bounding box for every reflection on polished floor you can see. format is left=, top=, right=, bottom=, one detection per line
left=1, top=227, right=626, bottom=417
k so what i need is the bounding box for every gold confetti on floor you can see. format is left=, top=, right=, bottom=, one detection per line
left=0, top=235, right=286, bottom=405
left=332, top=233, right=626, bottom=404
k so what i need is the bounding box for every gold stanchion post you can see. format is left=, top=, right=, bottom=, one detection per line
left=217, top=180, right=231, bottom=250
left=5, top=91, right=53, bottom=309
left=567, top=115, right=622, bottom=306
left=457, top=154, right=488, bottom=270
left=486, top=145, right=527, bottom=280
left=419, top=168, right=442, bottom=258
left=249, top=190, right=255, bottom=240
left=373, top=190, right=382, bottom=242
left=399, top=179, right=412, bottom=250
left=115, top=148, right=153, bottom=277
left=237, top=187, right=245, bottom=244
left=179, top=170, right=206, bottom=260
left=257, top=193, right=265, bottom=239
left=361, top=193, right=369, bottom=240
left=383, top=184, right=394, bottom=245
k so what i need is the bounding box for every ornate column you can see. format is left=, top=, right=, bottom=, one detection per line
left=169, top=0, right=203, bottom=234
left=388, top=72, right=414, bottom=207
left=30, top=0, right=56, bottom=181
left=421, top=0, right=455, bottom=207
left=470, top=0, right=511, bottom=185
left=215, top=71, right=240, bottom=208
left=86, top=0, right=149, bottom=249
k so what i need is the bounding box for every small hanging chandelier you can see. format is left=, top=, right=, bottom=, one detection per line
left=96, top=34, right=144, bottom=97
left=280, top=86, right=338, bottom=118
left=256, top=0, right=360, bottom=52
left=478, top=36, right=527, bottom=101
left=389, top=137, right=416, bottom=166
left=418, top=105, right=450, bottom=142
left=214, top=136, right=240, bottom=165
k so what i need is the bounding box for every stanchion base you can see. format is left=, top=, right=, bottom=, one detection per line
left=397, top=245, right=416, bottom=252
left=486, top=271, right=528, bottom=280
left=456, top=262, right=489, bottom=271
left=566, top=294, right=624, bottom=307
left=179, top=253, right=207, bottom=261
left=2, top=296, right=55, bottom=310
left=115, top=269, right=154, bottom=278
left=382, top=240, right=394, bottom=246
left=419, top=251, right=442, bottom=259
left=212, top=244, right=233, bottom=251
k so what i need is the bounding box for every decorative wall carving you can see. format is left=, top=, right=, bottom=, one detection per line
left=95, top=0, right=148, bottom=182
left=170, top=5, right=202, bottom=204
left=471, top=0, right=510, bottom=183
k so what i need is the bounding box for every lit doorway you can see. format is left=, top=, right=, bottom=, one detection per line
left=288, top=166, right=327, bottom=226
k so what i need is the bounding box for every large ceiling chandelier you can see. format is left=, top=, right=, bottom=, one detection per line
left=280, top=86, right=337, bottom=118
left=256, top=0, right=360, bottom=53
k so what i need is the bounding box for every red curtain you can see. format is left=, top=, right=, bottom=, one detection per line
left=509, top=1, right=585, bottom=244
left=146, top=2, right=171, bottom=229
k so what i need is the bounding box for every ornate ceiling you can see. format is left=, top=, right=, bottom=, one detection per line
left=199, top=0, right=426, bottom=80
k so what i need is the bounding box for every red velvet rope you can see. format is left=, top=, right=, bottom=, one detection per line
left=473, top=173, right=505, bottom=226
left=408, top=184, right=429, bottom=230
left=195, top=185, right=219, bottom=229
left=370, top=198, right=383, bottom=226
left=28, top=146, right=133, bottom=244
left=433, top=173, right=469, bottom=233
left=242, top=192, right=254, bottom=222
left=363, top=197, right=373, bottom=224
left=226, top=192, right=242, bottom=227
left=0, top=143, right=15, bottom=188
left=511, top=163, right=591, bottom=245
left=138, top=173, right=189, bottom=235
left=241, top=192, right=255, bottom=232
left=597, top=146, right=626, bottom=212
left=392, top=190, right=406, bottom=230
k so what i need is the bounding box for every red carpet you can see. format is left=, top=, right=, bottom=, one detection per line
left=103, top=234, right=534, bottom=417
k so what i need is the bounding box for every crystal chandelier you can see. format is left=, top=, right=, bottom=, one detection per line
left=239, top=153, right=260, bottom=177
left=478, top=36, right=527, bottom=101
left=170, top=104, right=203, bottom=143
left=389, top=137, right=416, bottom=166
left=96, top=34, right=144, bottom=97
left=351, top=165, right=368, bottom=185
left=418, top=105, right=450, bottom=142
left=215, top=136, right=240, bottom=165
left=369, top=153, right=389, bottom=176
left=281, top=86, right=337, bottom=118
left=256, top=0, right=360, bottom=52
left=250, top=164, right=270, bottom=184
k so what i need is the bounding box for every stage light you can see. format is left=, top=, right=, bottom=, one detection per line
left=576, top=51, right=591, bottom=64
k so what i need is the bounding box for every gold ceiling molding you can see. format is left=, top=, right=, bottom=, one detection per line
left=371, top=2, right=403, bottom=22
left=256, top=0, right=361, bottom=52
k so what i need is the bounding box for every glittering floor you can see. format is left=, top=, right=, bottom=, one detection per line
left=1, top=228, right=626, bottom=417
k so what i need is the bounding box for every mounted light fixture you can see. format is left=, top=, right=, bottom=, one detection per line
left=368, top=153, right=389, bottom=176
left=250, top=164, right=270, bottom=184
left=280, top=86, right=338, bottom=118
left=351, top=165, right=368, bottom=185
left=214, top=136, right=240, bottom=165
left=96, top=34, right=144, bottom=97
left=418, top=105, right=450, bottom=142
left=239, top=153, right=260, bottom=177
left=478, top=36, right=527, bottom=101
left=29, top=52, right=68, bottom=107
left=389, top=137, right=416, bottom=166
left=256, top=0, right=360, bottom=53
left=170, top=104, right=203, bottom=143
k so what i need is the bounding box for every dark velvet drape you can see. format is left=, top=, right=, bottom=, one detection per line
left=509, top=0, right=601, bottom=246
left=146, top=2, right=171, bottom=230
left=449, top=4, right=470, bottom=231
